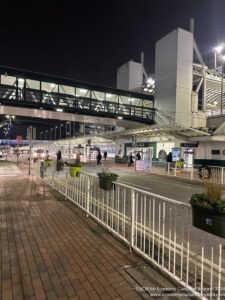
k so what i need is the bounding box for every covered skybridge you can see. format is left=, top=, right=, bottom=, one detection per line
left=0, top=66, right=155, bottom=126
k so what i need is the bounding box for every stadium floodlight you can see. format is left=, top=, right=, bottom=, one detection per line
left=215, top=44, right=224, bottom=53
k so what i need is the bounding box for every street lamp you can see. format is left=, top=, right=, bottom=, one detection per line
left=66, top=121, right=69, bottom=138
left=214, top=44, right=225, bottom=74
left=55, top=126, right=58, bottom=140
left=50, top=128, right=53, bottom=140
left=60, top=124, right=63, bottom=140
left=221, top=55, right=225, bottom=115
left=45, top=130, right=48, bottom=140
left=6, top=115, right=15, bottom=139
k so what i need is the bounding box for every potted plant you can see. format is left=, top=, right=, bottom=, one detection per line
left=69, top=158, right=82, bottom=178
left=190, top=183, right=225, bottom=238
left=56, top=160, right=64, bottom=171
left=97, top=168, right=118, bottom=191
left=44, top=158, right=52, bottom=168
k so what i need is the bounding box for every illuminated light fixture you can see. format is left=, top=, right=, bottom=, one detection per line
left=147, top=78, right=154, bottom=85
left=117, top=116, right=123, bottom=120
left=143, top=88, right=148, bottom=92
left=6, top=115, right=10, bottom=118
left=215, top=45, right=224, bottom=53
left=106, top=94, right=112, bottom=98
left=56, top=108, right=63, bottom=112
left=223, top=55, right=225, bottom=61
left=18, top=78, right=24, bottom=83
left=214, top=101, right=218, bottom=105
left=50, top=83, right=55, bottom=88
left=80, top=89, right=87, bottom=93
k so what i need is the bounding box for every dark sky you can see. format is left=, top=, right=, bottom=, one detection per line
left=0, top=0, right=225, bottom=87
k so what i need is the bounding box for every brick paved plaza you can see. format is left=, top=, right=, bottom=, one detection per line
left=0, top=175, right=151, bottom=300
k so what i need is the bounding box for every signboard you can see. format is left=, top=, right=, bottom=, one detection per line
left=136, top=148, right=152, bottom=173
left=136, top=160, right=151, bottom=172
left=181, top=143, right=198, bottom=148
left=132, top=135, right=136, bottom=145
left=172, top=148, right=181, bottom=162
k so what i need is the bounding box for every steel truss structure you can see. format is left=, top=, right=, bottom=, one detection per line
left=0, top=66, right=155, bottom=125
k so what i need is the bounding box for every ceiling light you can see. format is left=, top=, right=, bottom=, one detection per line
left=18, top=78, right=24, bottom=83
left=106, top=94, right=112, bottom=98
left=50, top=83, right=55, bottom=88
left=80, top=89, right=87, bottom=93
left=117, top=116, right=123, bottom=120
left=147, top=78, right=154, bottom=85
left=56, top=108, right=63, bottom=112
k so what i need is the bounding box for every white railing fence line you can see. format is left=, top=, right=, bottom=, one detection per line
left=32, top=162, right=225, bottom=300
left=148, top=161, right=225, bottom=185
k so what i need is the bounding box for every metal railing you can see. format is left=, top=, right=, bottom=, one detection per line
left=33, top=163, right=225, bottom=299
left=149, top=161, right=225, bottom=185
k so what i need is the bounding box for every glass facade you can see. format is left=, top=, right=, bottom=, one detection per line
left=0, top=66, right=155, bottom=124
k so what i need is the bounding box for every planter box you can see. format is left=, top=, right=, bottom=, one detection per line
left=176, top=161, right=184, bottom=168
left=44, top=160, right=52, bottom=168
left=70, top=166, right=82, bottom=178
left=191, top=203, right=225, bottom=238
left=98, top=174, right=118, bottom=191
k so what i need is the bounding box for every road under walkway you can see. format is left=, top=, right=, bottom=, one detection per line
left=82, top=161, right=205, bottom=204
left=0, top=171, right=192, bottom=300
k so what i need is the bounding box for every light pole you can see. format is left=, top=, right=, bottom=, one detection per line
left=66, top=121, right=70, bottom=138
left=45, top=130, right=48, bottom=140
left=221, top=56, right=225, bottom=115
left=50, top=128, right=53, bottom=140
left=215, top=44, right=225, bottom=74
left=55, top=126, right=58, bottom=140
left=69, top=121, right=71, bottom=158
left=60, top=124, right=63, bottom=139
left=6, top=115, right=15, bottom=139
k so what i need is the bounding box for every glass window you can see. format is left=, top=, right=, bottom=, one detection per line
left=119, top=95, right=130, bottom=104
left=59, top=85, right=75, bottom=96
left=130, top=97, right=142, bottom=106
left=105, top=93, right=118, bottom=102
left=1, top=75, right=16, bottom=86
left=42, top=82, right=58, bottom=93
left=26, top=79, right=40, bottom=90
left=92, top=90, right=105, bottom=101
left=76, top=88, right=90, bottom=98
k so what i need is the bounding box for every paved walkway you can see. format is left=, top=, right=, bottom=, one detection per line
left=0, top=175, right=181, bottom=300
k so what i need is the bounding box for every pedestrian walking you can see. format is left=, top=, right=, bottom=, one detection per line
left=128, top=152, right=134, bottom=167
left=97, top=150, right=102, bottom=166
left=136, top=151, right=141, bottom=160
left=104, top=151, right=107, bottom=160
left=57, top=149, right=62, bottom=162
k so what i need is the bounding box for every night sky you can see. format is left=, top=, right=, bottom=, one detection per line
left=0, top=0, right=225, bottom=88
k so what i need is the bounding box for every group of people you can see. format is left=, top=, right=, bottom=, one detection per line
left=128, top=151, right=141, bottom=166
left=96, top=150, right=107, bottom=166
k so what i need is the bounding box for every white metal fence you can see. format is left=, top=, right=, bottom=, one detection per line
left=33, top=163, right=225, bottom=300
left=149, top=161, right=225, bottom=185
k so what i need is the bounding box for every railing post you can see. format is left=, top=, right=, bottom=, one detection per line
left=86, top=176, right=90, bottom=217
left=52, top=170, right=54, bottom=187
left=221, top=167, right=224, bottom=185
left=191, top=166, right=194, bottom=181
left=130, top=189, right=135, bottom=253
left=65, top=172, right=68, bottom=200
